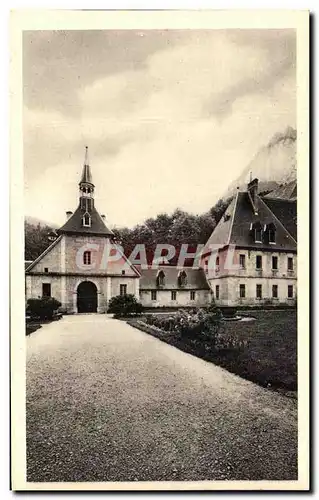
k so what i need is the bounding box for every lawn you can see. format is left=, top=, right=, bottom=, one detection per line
left=128, top=309, right=297, bottom=393
left=215, top=310, right=297, bottom=391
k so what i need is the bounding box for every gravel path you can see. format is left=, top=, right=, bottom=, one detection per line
left=26, top=314, right=297, bottom=482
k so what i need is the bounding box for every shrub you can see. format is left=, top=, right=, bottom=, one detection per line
left=27, top=297, right=61, bottom=321
left=108, top=294, right=143, bottom=317
left=145, top=307, right=221, bottom=341
left=144, top=308, right=248, bottom=354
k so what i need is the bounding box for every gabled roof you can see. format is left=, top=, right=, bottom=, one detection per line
left=205, top=191, right=296, bottom=252
left=139, top=266, right=210, bottom=290
left=25, top=235, right=62, bottom=272
left=57, top=205, right=114, bottom=237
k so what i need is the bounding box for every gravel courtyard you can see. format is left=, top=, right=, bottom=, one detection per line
left=26, top=314, right=298, bottom=482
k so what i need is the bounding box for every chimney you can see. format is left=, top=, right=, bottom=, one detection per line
left=66, top=211, right=73, bottom=220
left=247, top=178, right=259, bottom=214
left=101, top=214, right=106, bottom=222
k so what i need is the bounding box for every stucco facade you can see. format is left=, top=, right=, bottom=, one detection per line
left=140, top=289, right=211, bottom=308
left=26, top=233, right=140, bottom=313
left=204, top=248, right=297, bottom=306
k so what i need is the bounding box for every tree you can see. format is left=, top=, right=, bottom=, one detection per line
left=25, top=222, right=55, bottom=260
left=209, top=197, right=231, bottom=225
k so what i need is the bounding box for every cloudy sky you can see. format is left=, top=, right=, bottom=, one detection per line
left=23, top=29, right=296, bottom=228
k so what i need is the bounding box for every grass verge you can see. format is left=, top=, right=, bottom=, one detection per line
left=127, top=310, right=297, bottom=395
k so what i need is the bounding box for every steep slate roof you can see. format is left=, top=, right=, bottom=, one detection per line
left=205, top=195, right=238, bottom=249
left=139, top=266, right=210, bottom=290
left=57, top=206, right=114, bottom=237
left=205, top=191, right=296, bottom=252
left=262, top=197, right=297, bottom=240
left=265, top=180, right=297, bottom=200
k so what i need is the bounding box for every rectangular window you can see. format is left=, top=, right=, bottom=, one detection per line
left=44, top=267, right=49, bottom=273
left=215, top=256, right=220, bottom=272
left=42, top=283, right=51, bottom=297
left=120, top=284, right=127, bottom=296
left=151, top=290, right=157, bottom=301
left=83, top=251, right=91, bottom=265
left=272, top=285, right=278, bottom=298
left=272, top=256, right=278, bottom=270
left=269, top=228, right=276, bottom=243
left=171, top=291, right=177, bottom=301
left=239, top=254, right=246, bottom=269
left=256, top=255, right=262, bottom=270
left=288, top=257, right=294, bottom=271
left=288, top=285, right=293, bottom=298
left=215, top=285, right=219, bottom=300
left=239, top=284, right=246, bottom=298
left=256, top=284, right=262, bottom=299
left=255, top=228, right=262, bottom=243
left=190, top=291, right=196, bottom=301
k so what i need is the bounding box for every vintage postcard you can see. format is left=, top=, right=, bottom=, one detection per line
left=10, top=9, right=309, bottom=491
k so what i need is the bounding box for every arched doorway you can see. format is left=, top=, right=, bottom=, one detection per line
left=77, top=281, right=97, bottom=313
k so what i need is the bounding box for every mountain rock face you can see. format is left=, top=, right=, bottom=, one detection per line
left=224, top=126, right=297, bottom=198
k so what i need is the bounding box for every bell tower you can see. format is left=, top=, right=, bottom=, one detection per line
left=79, top=146, right=94, bottom=226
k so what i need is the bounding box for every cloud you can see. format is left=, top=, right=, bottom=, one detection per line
left=23, top=29, right=296, bottom=227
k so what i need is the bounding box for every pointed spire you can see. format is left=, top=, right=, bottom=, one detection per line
left=79, top=146, right=94, bottom=185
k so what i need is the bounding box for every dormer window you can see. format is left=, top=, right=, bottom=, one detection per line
left=252, top=222, right=263, bottom=243
left=82, top=213, right=91, bottom=227
left=156, top=270, right=165, bottom=287
left=178, top=270, right=187, bottom=287
left=267, top=223, right=276, bottom=244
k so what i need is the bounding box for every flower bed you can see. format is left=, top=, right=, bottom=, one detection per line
left=127, top=308, right=297, bottom=393
left=131, top=306, right=248, bottom=353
